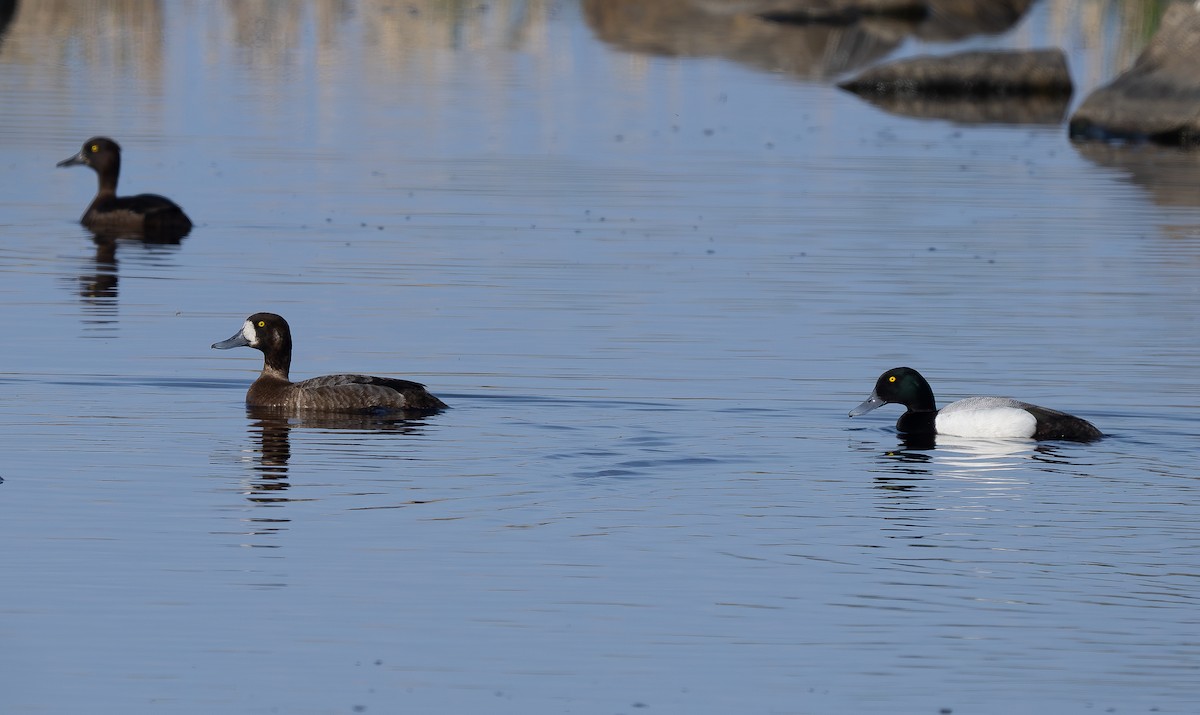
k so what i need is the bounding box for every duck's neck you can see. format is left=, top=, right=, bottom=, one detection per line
left=95, top=162, right=119, bottom=199
left=261, top=343, right=292, bottom=383
left=896, top=409, right=937, bottom=434
left=907, top=379, right=937, bottom=413
left=897, top=381, right=938, bottom=434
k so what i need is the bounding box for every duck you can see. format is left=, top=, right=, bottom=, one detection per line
left=57, top=137, right=192, bottom=236
left=211, top=312, right=447, bottom=414
left=849, top=366, right=1102, bottom=442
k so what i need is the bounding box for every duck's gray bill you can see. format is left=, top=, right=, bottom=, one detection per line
left=849, top=393, right=884, bottom=417
left=211, top=332, right=250, bottom=350
left=56, top=151, right=86, bottom=168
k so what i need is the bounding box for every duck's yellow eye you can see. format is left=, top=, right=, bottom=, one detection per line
left=888, top=375, right=897, bottom=383
left=90, top=144, right=98, bottom=152
left=257, top=320, right=266, bottom=328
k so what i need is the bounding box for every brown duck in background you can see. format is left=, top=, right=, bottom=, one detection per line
left=58, top=136, right=192, bottom=237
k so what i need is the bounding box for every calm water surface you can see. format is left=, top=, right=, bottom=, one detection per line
left=1, top=1, right=1198, bottom=713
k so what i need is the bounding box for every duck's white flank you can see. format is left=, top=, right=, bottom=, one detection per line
left=934, top=397, right=1038, bottom=439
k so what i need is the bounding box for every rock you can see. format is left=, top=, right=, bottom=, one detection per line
left=582, top=0, right=904, bottom=80
left=583, top=0, right=1037, bottom=81
left=838, top=49, right=1072, bottom=97
left=755, top=0, right=927, bottom=25
left=1069, top=2, right=1200, bottom=145
left=707, top=0, right=1031, bottom=39
left=914, top=0, right=1032, bottom=42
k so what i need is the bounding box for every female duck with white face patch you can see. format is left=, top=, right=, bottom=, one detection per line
left=849, top=367, right=1102, bottom=442
left=212, top=313, right=447, bottom=414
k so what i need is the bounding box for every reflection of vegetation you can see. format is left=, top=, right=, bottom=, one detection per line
left=221, top=0, right=556, bottom=55
left=1130, top=0, right=1168, bottom=44
left=1, top=0, right=559, bottom=76
left=1, top=1, right=165, bottom=74
left=1069, top=0, right=1174, bottom=76
left=0, top=0, right=1181, bottom=93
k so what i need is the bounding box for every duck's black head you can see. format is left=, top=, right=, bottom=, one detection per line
left=850, top=366, right=937, bottom=417
left=58, top=137, right=122, bottom=179
left=212, top=312, right=293, bottom=376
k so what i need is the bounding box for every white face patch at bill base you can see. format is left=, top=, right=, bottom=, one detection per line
left=242, top=320, right=258, bottom=346
left=934, top=397, right=1038, bottom=439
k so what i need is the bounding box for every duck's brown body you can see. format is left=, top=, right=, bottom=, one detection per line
left=247, top=372, right=446, bottom=412
left=213, top=313, right=446, bottom=414
left=58, top=137, right=192, bottom=237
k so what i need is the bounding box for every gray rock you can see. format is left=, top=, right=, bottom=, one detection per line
left=1069, top=2, right=1200, bottom=145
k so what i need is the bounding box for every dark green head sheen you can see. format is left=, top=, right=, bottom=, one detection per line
left=849, top=366, right=937, bottom=417
left=874, top=367, right=935, bottom=407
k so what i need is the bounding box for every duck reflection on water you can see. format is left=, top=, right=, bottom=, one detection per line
left=245, top=407, right=436, bottom=501
left=857, top=431, right=1074, bottom=495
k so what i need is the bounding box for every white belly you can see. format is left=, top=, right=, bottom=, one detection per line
left=935, top=397, right=1038, bottom=439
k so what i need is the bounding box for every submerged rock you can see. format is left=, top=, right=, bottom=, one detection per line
left=582, top=0, right=903, bottom=79
left=1074, top=142, right=1200, bottom=210
left=1069, top=2, right=1200, bottom=145
left=582, top=0, right=1035, bottom=80
left=849, top=93, right=1070, bottom=126
left=838, top=49, right=1072, bottom=97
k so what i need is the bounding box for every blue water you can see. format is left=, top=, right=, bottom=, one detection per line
left=2, top=1, right=1199, bottom=713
